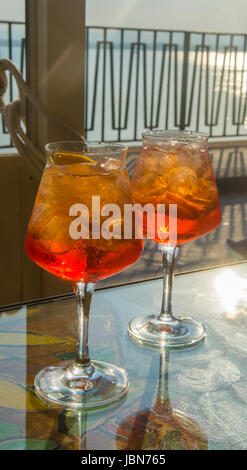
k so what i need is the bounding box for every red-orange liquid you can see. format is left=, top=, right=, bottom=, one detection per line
left=131, top=144, right=222, bottom=244
left=25, top=233, right=142, bottom=282
left=25, top=160, right=143, bottom=282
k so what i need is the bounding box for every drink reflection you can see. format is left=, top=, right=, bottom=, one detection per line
left=116, top=349, right=208, bottom=450
left=76, top=411, right=88, bottom=450
left=58, top=399, right=125, bottom=450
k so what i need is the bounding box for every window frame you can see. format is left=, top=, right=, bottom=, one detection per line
left=25, top=0, right=86, bottom=150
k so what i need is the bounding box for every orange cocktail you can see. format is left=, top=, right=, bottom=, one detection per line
left=26, top=151, right=142, bottom=283
left=131, top=137, right=221, bottom=244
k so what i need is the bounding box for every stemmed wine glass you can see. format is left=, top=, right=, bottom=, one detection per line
left=128, top=130, right=222, bottom=348
left=25, top=141, right=143, bottom=408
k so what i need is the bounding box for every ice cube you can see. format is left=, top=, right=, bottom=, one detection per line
left=165, top=191, right=203, bottom=218
left=142, top=146, right=177, bottom=173
left=94, top=157, right=121, bottom=173
left=132, top=170, right=155, bottom=188
left=39, top=215, right=75, bottom=254
left=147, top=175, right=168, bottom=198
left=136, top=147, right=161, bottom=173
left=145, top=146, right=165, bottom=160
left=158, top=152, right=177, bottom=173
left=168, top=166, right=198, bottom=196
left=192, top=149, right=212, bottom=177
left=176, top=146, right=194, bottom=168
left=195, top=178, right=218, bottom=208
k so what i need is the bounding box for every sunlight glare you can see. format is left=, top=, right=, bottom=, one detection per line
left=214, top=270, right=247, bottom=318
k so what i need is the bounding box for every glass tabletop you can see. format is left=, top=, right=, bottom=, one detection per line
left=0, top=261, right=247, bottom=450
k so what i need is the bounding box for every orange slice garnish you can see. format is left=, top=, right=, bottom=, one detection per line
left=54, top=152, right=95, bottom=165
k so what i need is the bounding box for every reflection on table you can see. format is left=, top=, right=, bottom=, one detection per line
left=116, top=349, right=207, bottom=450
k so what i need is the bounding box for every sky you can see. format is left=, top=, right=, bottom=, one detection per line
left=0, top=0, right=247, bottom=34
left=86, top=0, right=247, bottom=33
left=0, top=0, right=25, bottom=21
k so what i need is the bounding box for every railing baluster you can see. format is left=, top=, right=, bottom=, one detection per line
left=209, top=34, right=219, bottom=136
left=165, top=32, right=172, bottom=130
left=117, top=29, right=124, bottom=141
left=150, top=31, right=157, bottom=129
left=180, top=31, right=190, bottom=130
left=134, top=30, right=141, bottom=141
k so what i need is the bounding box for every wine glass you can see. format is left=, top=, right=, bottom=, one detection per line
left=25, top=141, right=143, bottom=408
left=128, top=130, right=222, bottom=348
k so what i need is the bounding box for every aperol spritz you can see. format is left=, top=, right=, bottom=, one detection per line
left=26, top=148, right=142, bottom=283
left=131, top=132, right=221, bottom=243
left=128, top=130, right=222, bottom=348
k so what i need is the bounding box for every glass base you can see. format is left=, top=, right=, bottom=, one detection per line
left=34, top=360, right=129, bottom=409
left=128, top=314, right=205, bottom=349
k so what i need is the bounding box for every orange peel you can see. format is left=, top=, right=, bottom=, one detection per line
left=54, top=152, right=95, bottom=164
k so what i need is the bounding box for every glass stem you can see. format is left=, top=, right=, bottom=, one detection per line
left=73, top=282, right=95, bottom=375
left=158, top=245, right=180, bottom=322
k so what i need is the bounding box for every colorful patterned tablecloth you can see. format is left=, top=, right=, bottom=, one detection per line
left=1, top=262, right=247, bottom=450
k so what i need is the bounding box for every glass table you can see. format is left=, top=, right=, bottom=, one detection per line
left=0, top=261, right=247, bottom=450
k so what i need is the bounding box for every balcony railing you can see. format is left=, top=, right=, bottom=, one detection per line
left=85, top=27, right=247, bottom=142
left=2, top=22, right=247, bottom=147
